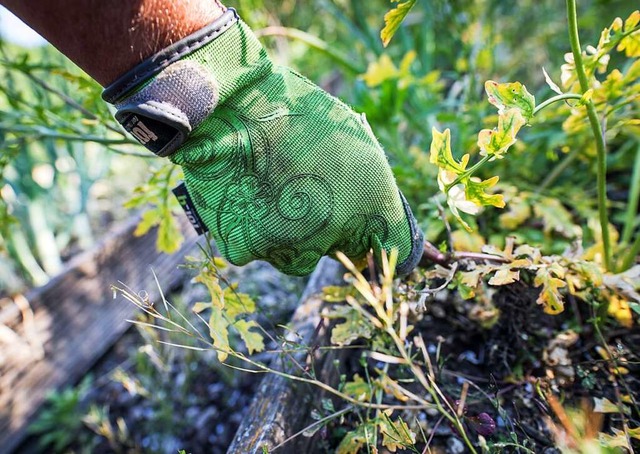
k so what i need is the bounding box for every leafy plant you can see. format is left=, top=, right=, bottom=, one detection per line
left=0, top=41, right=148, bottom=291
left=124, top=163, right=185, bottom=254
left=28, top=377, right=94, bottom=452
left=380, top=0, right=418, bottom=48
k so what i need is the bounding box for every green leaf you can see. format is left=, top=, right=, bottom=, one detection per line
left=485, top=80, right=536, bottom=121
left=336, top=422, right=377, bottom=454
left=429, top=127, right=469, bottom=174
left=125, top=164, right=185, bottom=254
left=233, top=319, right=265, bottom=355
left=465, top=176, right=505, bottom=209
left=327, top=305, right=374, bottom=346
left=477, top=108, right=526, bottom=159
left=322, top=285, right=355, bottom=302
left=381, top=0, right=418, bottom=48
left=379, top=412, right=416, bottom=452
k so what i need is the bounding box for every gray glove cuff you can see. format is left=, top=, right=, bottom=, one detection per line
left=102, top=8, right=238, bottom=103
left=101, top=9, right=239, bottom=157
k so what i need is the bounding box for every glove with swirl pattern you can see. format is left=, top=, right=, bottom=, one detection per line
left=103, top=8, right=423, bottom=276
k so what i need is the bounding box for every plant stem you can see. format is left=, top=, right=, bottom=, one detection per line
left=532, top=93, right=583, bottom=116
left=270, top=405, right=354, bottom=452
left=388, top=327, right=478, bottom=454
left=255, top=26, right=364, bottom=74
left=0, top=125, right=138, bottom=146
left=622, top=143, right=640, bottom=246
left=566, top=0, right=613, bottom=271
left=446, top=155, right=492, bottom=192
left=441, top=91, right=583, bottom=205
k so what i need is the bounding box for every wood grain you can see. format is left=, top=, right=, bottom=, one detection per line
left=228, top=257, right=346, bottom=453
left=0, top=215, right=200, bottom=454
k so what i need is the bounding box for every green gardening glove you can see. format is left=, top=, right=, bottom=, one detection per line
left=103, top=8, right=423, bottom=276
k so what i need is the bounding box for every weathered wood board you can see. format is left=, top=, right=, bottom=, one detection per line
left=228, top=257, right=346, bottom=453
left=0, top=215, right=200, bottom=454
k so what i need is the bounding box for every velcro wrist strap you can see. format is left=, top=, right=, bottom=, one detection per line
left=103, top=8, right=238, bottom=104
left=102, top=8, right=253, bottom=157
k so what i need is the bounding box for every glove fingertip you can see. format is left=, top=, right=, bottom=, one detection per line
left=395, top=192, right=424, bottom=277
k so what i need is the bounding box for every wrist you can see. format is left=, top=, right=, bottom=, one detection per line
left=110, top=0, right=226, bottom=85
left=104, top=9, right=272, bottom=157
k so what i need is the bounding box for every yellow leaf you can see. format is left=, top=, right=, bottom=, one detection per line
left=223, top=288, right=256, bottom=319
left=233, top=319, right=265, bottom=355
left=534, top=266, right=567, bottom=314
left=488, top=267, right=520, bottom=286
left=430, top=128, right=468, bottom=173
left=375, top=374, right=410, bottom=402
left=477, top=108, right=526, bottom=159
left=485, top=80, right=535, bottom=120
left=327, top=305, right=374, bottom=346
left=209, top=306, right=230, bottom=362
left=337, top=423, right=377, bottom=454
left=451, top=229, right=486, bottom=252
left=499, top=195, right=531, bottom=230
left=600, top=428, right=632, bottom=450
left=460, top=268, right=482, bottom=287
left=379, top=413, right=416, bottom=452
left=583, top=219, right=619, bottom=264
left=533, top=197, right=580, bottom=238
left=157, top=211, right=183, bottom=254
left=617, top=10, right=640, bottom=57
left=593, top=397, right=622, bottom=414
left=134, top=210, right=158, bottom=237
left=380, top=0, right=418, bottom=47
left=194, top=271, right=224, bottom=309
left=343, top=374, right=373, bottom=402
left=399, top=50, right=417, bottom=75
left=465, top=176, right=505, bottom=209
left=361, top=54, right=398, bottom=87
left=607, top=295, right=633, bottom=328
left=192, top=302, right=210, bottom=314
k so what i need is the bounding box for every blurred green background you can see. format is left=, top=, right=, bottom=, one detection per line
left=0, top=0, right=637, bottom=293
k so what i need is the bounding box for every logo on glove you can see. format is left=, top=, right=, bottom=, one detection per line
left=125, top=116, right=159, bottom=145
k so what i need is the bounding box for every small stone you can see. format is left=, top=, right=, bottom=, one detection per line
left=447, top=436, right=465, bottom=454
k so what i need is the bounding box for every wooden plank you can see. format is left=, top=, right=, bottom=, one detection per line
left=228, top=257, right=346, bottom=453
left=0, top=215, right=200, bottom=454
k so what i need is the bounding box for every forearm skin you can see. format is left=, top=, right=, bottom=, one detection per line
left=1, top=0, right=226, bottom=85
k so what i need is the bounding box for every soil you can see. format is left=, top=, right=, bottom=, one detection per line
left=20, top=265, right=640, bottom=453
left=310, top=281, right=640, bottom=453
left=19, top=259, right=307, bottom=454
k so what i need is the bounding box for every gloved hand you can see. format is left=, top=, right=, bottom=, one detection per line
left=103, top=8, right=423, bottom=276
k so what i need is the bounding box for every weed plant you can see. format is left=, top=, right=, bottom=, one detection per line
left=2, top=0, right=640, bottom=452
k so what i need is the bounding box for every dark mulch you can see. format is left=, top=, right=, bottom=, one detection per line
left=310, top=281, right=640, bottom=452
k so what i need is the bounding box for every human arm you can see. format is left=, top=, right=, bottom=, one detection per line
left=1, top=0, right=226, bottom=85
left=1, top=1, right=424, bottom=275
